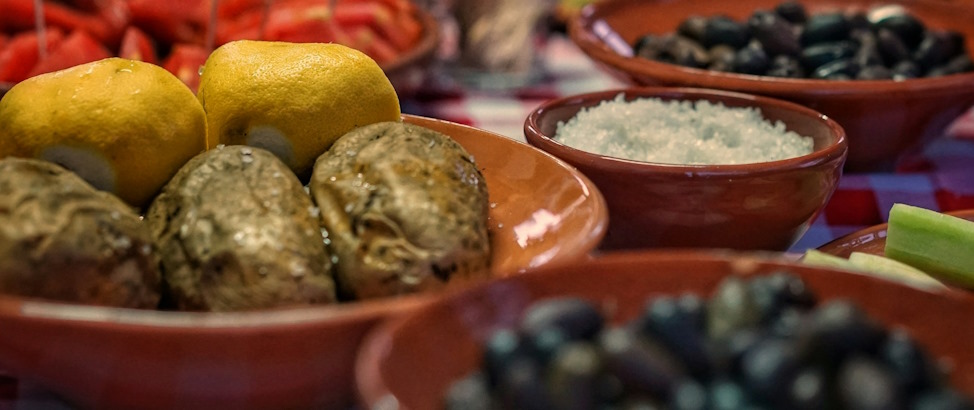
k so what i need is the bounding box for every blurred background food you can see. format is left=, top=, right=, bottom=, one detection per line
left=0, top=0, right=434, bottom=92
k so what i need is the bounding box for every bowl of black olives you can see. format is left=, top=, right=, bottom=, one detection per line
left=568, top=0, right=974, bottom=172
left=355, top=250, right=974, bottom=409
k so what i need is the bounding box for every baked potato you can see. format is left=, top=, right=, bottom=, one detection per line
left=146, top=145, right=337, bottom=311
left=310, top=121, right=491, bottom=300
left=0, top=158, right=160, bottom=308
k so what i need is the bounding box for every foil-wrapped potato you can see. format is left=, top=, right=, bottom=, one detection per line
left=310, top=121, right=491, bottom=300
left=0, top=158, right=160, bottom=308
left=146, top=146, right=337, bottom=311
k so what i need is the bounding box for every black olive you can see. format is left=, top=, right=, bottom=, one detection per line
left=483, top=329, right=530, bottom=387
left=878, top=28, right=912, bottom=65
left=548, top=342, right=603, bottom=410
left=879, top=328, right=943, bottom=393
left=634, top=34, right=667, bottom=61
left=848, top=12, right=871, bottom=32
left=915, top=32, right=955, bottom=70
left=703, top=16, right=751, bottom=49
left=671, top=379, right=709, bottom=410
left=892, top=60, right=922, bottom=79
left=664, top=35, right=711, bottom=69
left=837, top=356, right=904, bottom=410
left=708, top=45, right=738, bottom=71
left=445, top=372, right=493, bottom=410
left=800, top=41, right=857, bottom=72
left=599, top=327, right=686, bottom=399
left=520, top=297, right=604, bottom=341
left=748, top=10, right=801, bottom=56
left=496, top=358, right=556, bottom=410
left=768, top=308, right=806, bottom=338
left=857, top=65, right=893, bottom=80
left=873, top=12, right=926, bottom=50
left=709, top=379, right=756, bottom=410
left=813, top=59, right=860, bottom=79
left=740, top=338, right=802, bottom=406
left=775, top=1, right=807, bottom=24
left=767, top=55, right=805, bottom=78
left=789, top=367, right=830, bottom=410
left=678, top=15, right=709, bottom=44
left=640, top=295, right=712, bottom=380
left=800, top=13, right=851, bottom=46
left=853, top=30, right=884, bottom=67
left=912, top=388, right=974, bottom=410
left=528, top=326, right=568, bottom=365
left=708, top=276, right=762, bottom=341
left=803, top=300, right=886, bottom=364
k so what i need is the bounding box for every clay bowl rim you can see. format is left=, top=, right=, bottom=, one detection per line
left=0, top=114, right=609, bottom=331
left=817, top=208, right=974, bottom=255
left=355, top=249, right=974, bottom=408
left=524, top=86, right=849, bottom=177
left=568, top=0, right=974, bottom=97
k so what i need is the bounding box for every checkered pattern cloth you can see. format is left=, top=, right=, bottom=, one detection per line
left=2, top=34, right=974, bottom=408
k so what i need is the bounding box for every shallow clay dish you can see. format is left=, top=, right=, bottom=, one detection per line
left=524, top=87, right=847, bottom=251
left=356, top=250, right=974, bottom=409
left=818, top=208, right=974, bottom=257
left=0, top=115, right=608, bottom=410
left=569, top=0, right=974, bottom=171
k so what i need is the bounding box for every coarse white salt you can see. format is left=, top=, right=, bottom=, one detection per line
left=554, top=94, right=814, bottom=165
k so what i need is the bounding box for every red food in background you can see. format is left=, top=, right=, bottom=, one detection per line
left=161, top=43, right=208, bottom=92
left=118, top=26, right=156, bottom=64
left=0, top=28, right=64, bottom=83
left=26, top=30, right=110, bottom=77
left=0, top=0, right=424, bottom=90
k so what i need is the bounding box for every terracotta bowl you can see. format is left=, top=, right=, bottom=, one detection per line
left=0, top=115, right=608, bottom=410
left=524, top=87, right=847, bottom=251
left=569, top=0, right=974, bottom=172
left=356, top=250, right=974, bottom=409
left=818, top=208, right=974, bottom=258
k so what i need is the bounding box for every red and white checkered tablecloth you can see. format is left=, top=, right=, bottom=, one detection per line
left=2, top=34, right=974, bottom=408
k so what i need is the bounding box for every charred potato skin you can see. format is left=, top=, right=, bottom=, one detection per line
left=0, top=158, right=160, bottom=308
left=146, top=145, right=337, bottom=312
left=310, top=121, right=491, bottom=300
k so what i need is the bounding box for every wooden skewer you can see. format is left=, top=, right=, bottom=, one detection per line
left=259, top=0, right=273, bottom=40
left=206, top=0, right=219, bottom=51
left=33, top=0, right=47, bottom=59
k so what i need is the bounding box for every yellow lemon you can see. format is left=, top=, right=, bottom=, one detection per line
left=0, top=57, right=207, bottom=208
left=197, top=40, right=401, bottom=179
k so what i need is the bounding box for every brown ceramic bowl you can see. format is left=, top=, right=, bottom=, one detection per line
left=356, top=250, right=974, bottom=409
left=524, top=87, right=847, bottom=251
left=569, top=0, right=974, bottom=171
left=818, top=208, right=974, bottom=257
left=0, top=115, right=608, bottom=410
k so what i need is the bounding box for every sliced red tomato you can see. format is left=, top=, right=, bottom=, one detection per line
left=27, top=30, right=111, bottom=78
left=118, top=26, right=157, bottom=64
left=128, top=0, right=210, bottom=45
left=265, top=4, right=352, bottom=45
left=0, top=0, right=126, bottom=47
left=334, top=2, right=419, bottom=52
left=0, top=28, right=66, bottom=83
left=162, top=44, right=209, bottom=92
left=0, top=34, right=8, bottom=51
left=347, top=25, right=397, bottom=64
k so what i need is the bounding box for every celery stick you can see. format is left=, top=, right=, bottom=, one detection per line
left=886, top=203, right=974, bottom=289
left=848, top=252, right=947, bottom=291
left=801, top=249, right=861, bottom=271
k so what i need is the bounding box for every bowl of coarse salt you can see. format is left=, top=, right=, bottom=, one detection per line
left=524, top=87, right=847, bottom=251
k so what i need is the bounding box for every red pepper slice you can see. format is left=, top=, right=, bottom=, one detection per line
left=0, top=28, right=65, bottom=83
left=27, top=30, right=111, bottom=78
left=119, top=26, right=158, bottom=64
left=162, top=43, right=209, bottom=92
